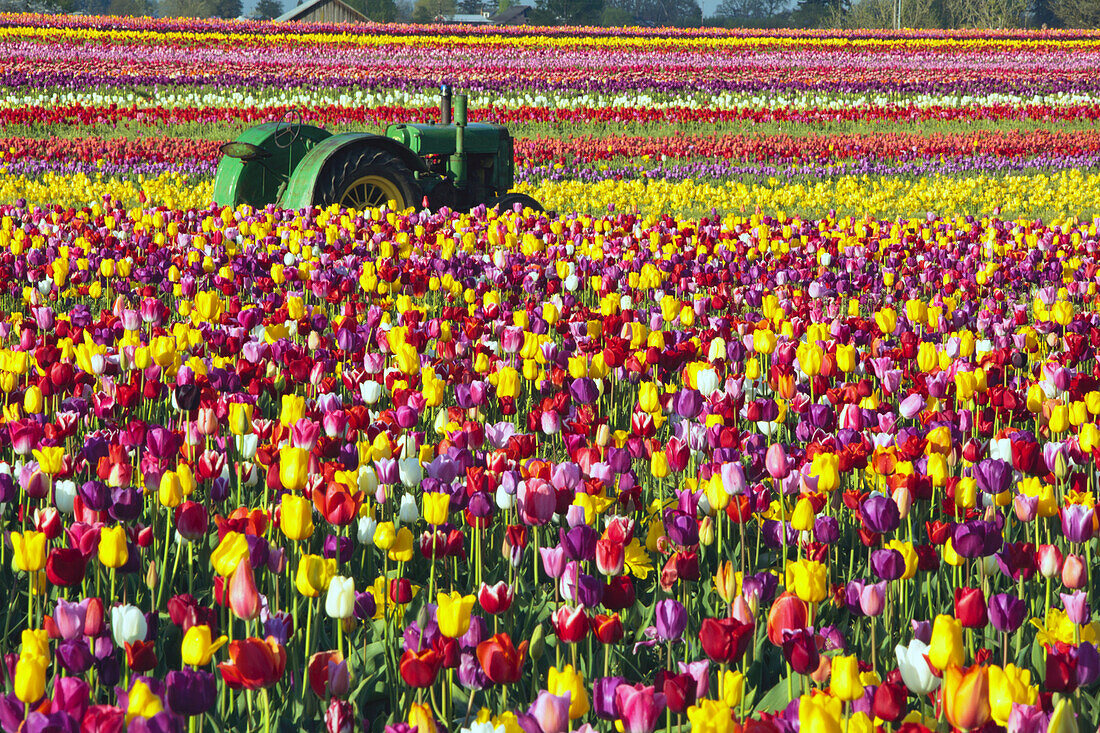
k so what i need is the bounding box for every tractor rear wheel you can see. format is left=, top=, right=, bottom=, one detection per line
left=315, top=146, right=421, bottom=212
left=492, top=193, right=544, bottom=214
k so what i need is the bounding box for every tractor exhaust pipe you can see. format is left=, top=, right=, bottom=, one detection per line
left=452, top=93, right=468, bottom=188
left=440, top=84, right=452, bottom=125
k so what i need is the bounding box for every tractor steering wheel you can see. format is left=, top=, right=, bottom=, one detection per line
left=273, top=108, right=303, bottom=150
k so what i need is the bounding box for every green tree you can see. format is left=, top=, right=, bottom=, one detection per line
left=107, top=0, right=154, bottom=14
left=792, top=0, right=847, bottom=25
left=712, top=0, right=784, bottom=21
left=211, top=0, right=240, bottom=16
left=412, top=0, right=453, bottom=21
left=1049, top=0, right=1100, bottom=27
left=159, top=0, right=213, bottom=15
left=254, top=0, right=282, bottom=17
left=347, top=0, right=398, bottom=19
left=611, top=0, right=700, bottom=25
left=530, top=0, right=603, bottom=25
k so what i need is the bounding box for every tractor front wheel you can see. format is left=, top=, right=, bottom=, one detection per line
left=315, top=146, right=421, bottom=212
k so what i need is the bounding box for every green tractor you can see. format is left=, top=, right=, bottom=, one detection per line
left=213, top=86, right=542, bottom=214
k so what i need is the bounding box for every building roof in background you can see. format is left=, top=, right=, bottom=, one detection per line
left=275, top=0, right=368, bottom=22
left=489, top=4, right=531, bottom=22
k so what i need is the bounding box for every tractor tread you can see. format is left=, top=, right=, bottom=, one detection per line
left=315, top=145, right=420, bottom=210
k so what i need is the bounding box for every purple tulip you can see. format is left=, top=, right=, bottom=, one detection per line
left=457, top=652, right=488, bottom=690
left=53, top=599, right=87, bottom=642
left=560, top=525, right=597, bottom=562
left=57, top=639, right=94, bottom=675
left=813, top=516, right=839, bottom=544
left=677, top=660, right=709, bottom=700
left=49, top=677, right=89, bottom=722
left=1060, top=505, right=1094, bottom=544
left=988, top=593, right=1026, bottom=633
left=860, top=494, right=900, bottom=534
left=24, top=711, right=77, bottom=733
left=654, top=600, right=687, bottom=642
left=569, top=377, right=599, bottom=405
left=973, top=458, right=1012, bottom=495
left=1061, top=591, right=1091, bottom=625
left=663, top=509, right=698, bottom=547
left=869, top=548, right=906, bottom=580
left=593, top=676, right=626, bottom=720
left=539, top=546, right=567, bottom=579
left=165, top=670, right=216, bottom=717
left=1078, top=642, right=1100, bottom=688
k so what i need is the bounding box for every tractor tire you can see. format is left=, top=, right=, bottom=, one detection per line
left=492, top=193, right=545, bottom=214
left=314, top=145, right=421, bottom=212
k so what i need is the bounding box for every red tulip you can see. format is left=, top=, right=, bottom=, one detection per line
left=699, top=617, right=753, bottom=664
left=766, top=593, right=808, bottom=645
left=218, top=637, right=287, bottom=690
left=552, top=605, right=589, bottom=644
left=125, top=640, right=157, bottom=673
left=478, top=581, right=514, bottom=615
left=45, top=548, right=85, bottom=587
left=399, top=648, right=441, bottom=688
left=953, top=587, right=987, bottom=628
left=591, top=614, right=625, bottom=644
left=476, top=633, right=527, bottom=685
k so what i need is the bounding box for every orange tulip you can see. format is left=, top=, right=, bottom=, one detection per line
left=766, top=592, right=808, bottom=646
left=943, top=664, right=991, bottom=731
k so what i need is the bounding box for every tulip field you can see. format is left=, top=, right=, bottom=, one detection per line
left=4, top=10, right=1100, bottom=733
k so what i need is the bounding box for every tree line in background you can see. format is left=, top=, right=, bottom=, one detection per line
left=0, top=0, right=1094, bottom=33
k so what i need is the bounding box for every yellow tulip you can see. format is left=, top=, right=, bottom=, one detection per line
left=279, top=446, right=310, bottom=492
left=785, top=559, right=827, bottom=603
left=279, top=394, right=304, bottom=426
left=547, top=665, right=590, bottom=719
left=280, top=493, right=315, bottom=541
left=14, top=654, right=46, bottom=704
left=11, top=531, right=46, bottom=573
left=928, top=614, right=964, bottom=670
left=125, top=679, right=163, bottom=724
left=422, top=492, right=450, bottom=526
left=988, top=664, right=1037, bottom=726
left=296, top=554, right=336, bottom=597
left=32, top=446, right=64, bottom=475
left=210, top=532, right=249, bottom=576
left=180, top=624, right=228, bottom=667
left=831, top=655, right=865, bottom=701
left=98, top=525, right=129, bottom=569
left=436, top=591, right=476, bottom=638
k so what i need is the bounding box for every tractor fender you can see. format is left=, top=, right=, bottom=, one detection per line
left=213, top=122, right=332, bottom=209
left=279, top=133, right=428, bottom=210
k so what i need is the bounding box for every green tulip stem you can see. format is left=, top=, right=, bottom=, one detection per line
left=156, top=513, right=172, bottom=609
left=337, top=617, right=344, bottom=662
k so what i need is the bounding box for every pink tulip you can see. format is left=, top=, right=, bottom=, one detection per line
left=765, top=443, right=789, bottom=480
left=228, top=556, right=261, bottom=621
left=291, top=418, right=321, bottom=451
left=529, top=691, right=571, bottom=733
left=614, top=683, right=666, bottom=733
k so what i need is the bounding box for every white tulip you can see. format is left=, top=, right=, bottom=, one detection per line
left=54, top=480, right=77, bottom=514
left=360, top=381, right=382, bottom=405
left=895, top=640, right=940, bottom=695
left=398, top=494, right=419, bottom=525
left=495, top=486, right=515, bottom=511
left=325, top=576, right=355, bottom=619
left=398, top=457, right=422, bottom=488
left=357, top=516, right=377, bottom=545
left=111, top=604, right=148, bottom=648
